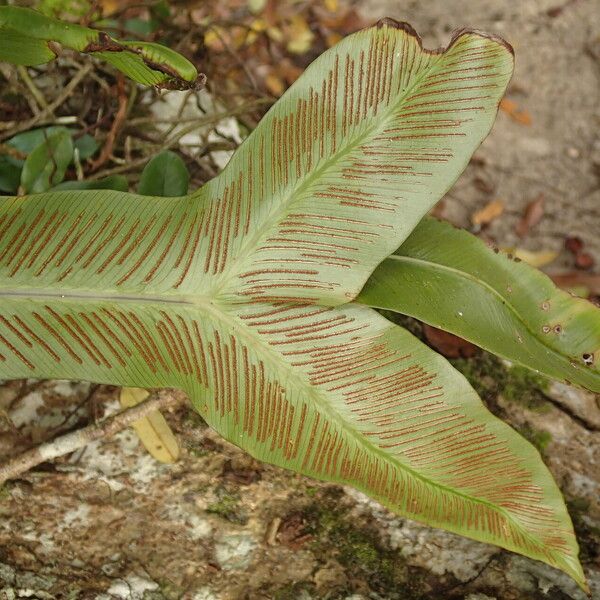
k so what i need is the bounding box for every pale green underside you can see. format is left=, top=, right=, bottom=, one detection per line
left=0, top=21, right=586, bottom=590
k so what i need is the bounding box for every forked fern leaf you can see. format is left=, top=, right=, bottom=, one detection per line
left=0, top=20, right=588, bottom=590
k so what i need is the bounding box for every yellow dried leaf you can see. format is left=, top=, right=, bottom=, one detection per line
left=471, top=199, right=505, bottom=226
left=265, top=72, right=285, bottom=96
left=511, top=248, right=559, bottom=267
left=204, top=28, right=224, bottom=51
left=325, top=0, right=339, bottom=11
left=99, top=0, right=120, bottom=16
left=286, top=15, right=314, bottom=55
left=231, top=27, right=248, bottom=49
left=267, top=27, right=284, bottom=43
left=251, top=18, right=268, bottom=32
left=248, top=0, right=267, bottom=14
left=120, top=387, right=180, bottom=463
left=326, top=32, right=343, bottom=47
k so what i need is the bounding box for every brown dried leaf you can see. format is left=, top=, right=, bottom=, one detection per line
left=512, top=248, right=559, bottom=267
left=423, top=325, right=479, bottom=359
left=575, top=252, right=595, bottom=270
left=500, top=98, right=532, bottom=125
left=277, top=512, right=313, bottom=549
left=565, top=236, right=584, bottom=254
left=516, top=193, right=544, bottom=237
left=549, top=272, right=600, bottom=297
left=265, top=72, right=285, bottom=96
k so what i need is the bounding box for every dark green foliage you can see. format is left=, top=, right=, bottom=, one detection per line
left=20, top=130, right=73, bottom=193
left=138, top=150, right=190, bottom=197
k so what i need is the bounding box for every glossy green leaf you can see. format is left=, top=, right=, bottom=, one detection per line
left=0, top=27, right=55, bottom=66
left=7, top=127, right=63, bottom=155
left=357, top=217, right=600, bottom=392
left=0, top=156, right=21, bottom=194
left=138, top=150, right=189, bottom=197
left=36, top=0, right=90, bottom=18
left=0, top=20, right=587, bottom=590
left=0, top=6, right=200, bottom=88
left=20, top=130, right=73, bottom=193
left=7, top=127, right=98, bottom=162
left=74, top=134, right=99, bottom=160
left=51, top=175, right=128, bottom=192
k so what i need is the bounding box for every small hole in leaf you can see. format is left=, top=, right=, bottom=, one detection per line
left=553, top=325, right=562, bottom=334
left=582, top=353, right=594, bottom=366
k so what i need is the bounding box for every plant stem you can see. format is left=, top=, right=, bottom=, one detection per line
left=89, top=99, right=270, bottom=180
left=0, top=388, right=187, bottom=486
left=0, top=63, right=93, bottom=142
left=17, top=65, right=49, bottom=112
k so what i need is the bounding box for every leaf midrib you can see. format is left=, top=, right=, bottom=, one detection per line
left=0, top=284, right=526, bottom=536
left=206, top=40, right=449, bottom=297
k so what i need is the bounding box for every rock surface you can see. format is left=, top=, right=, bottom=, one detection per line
left=0, top=372, right=598, bottom=599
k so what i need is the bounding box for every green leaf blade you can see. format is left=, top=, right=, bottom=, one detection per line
left=0, top=157, right=22, bottom=194
left=50, top=175, right=128, bottom=192
left=192, top=20, right=514, bottom=305
left=0, top=28, right=56, bottom=66
left=0, top=287, right=585, bottom=589
left=357, top=217, right=600, bottom=393
left=138, top=151, right=189, bottom=197
left=0, top=21, right=587, bottom=591
left=20, top=131, right=73, bottom=193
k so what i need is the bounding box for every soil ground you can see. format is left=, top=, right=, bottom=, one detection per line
left=0, top=1, right=599, bottom=599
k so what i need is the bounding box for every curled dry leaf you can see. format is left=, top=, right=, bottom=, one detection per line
left=423, top=324, right=479, bottom=358
left=565, top=236, right=584, bottom=254
left=499, top=97, right=532, bottom=125
left=516, top=193, right=544, bottom=238
left=471, top=199, right=505, bottom=226
left=564, top=235, right=595, bottom=270
left=120, top=387, right=180, bottom=463
left=575, top=252, right=595, bottom=270
left=512, top=248, right=559, bottom=267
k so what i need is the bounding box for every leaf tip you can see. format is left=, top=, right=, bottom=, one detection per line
left=371, top=17, right=514, bottom=62
left=449, top=26, right=515, bottom=57
left=374, top=17, right=418, bottom=35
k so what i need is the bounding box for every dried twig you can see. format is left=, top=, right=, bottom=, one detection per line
left=17, top=65, right=49, bottom=113
left=89, top=74, right=129, bottom=171
left=0, top=388, right=187, bottom=486
left=89, top=98, right=271, bottom=180
left=0, top=62, right=93, bottom=141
